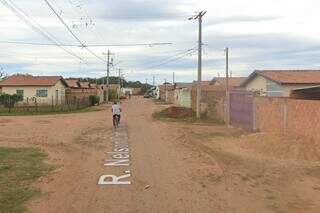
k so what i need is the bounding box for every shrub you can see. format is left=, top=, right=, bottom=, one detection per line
left=0, top=94, right=23, bottom=108
left=89, top=95, right=100, bottom=106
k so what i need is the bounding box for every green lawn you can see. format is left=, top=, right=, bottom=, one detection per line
left=0, top=147, right=54, bottom=213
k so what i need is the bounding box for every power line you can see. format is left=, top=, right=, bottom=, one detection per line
left=0, top=40, right=172, bottom=47
left=139, top=49, right=197, bottom=71
left=0, top=0, right=87, bottom=64
left=44, top=0, right=106, bottom=63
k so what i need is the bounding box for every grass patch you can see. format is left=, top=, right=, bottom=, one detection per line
left=0, top=106, right=101, bottom=116
left=0, top=147, right=55, bottom=213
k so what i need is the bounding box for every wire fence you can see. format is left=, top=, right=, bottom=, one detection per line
left=0, top=96, right=91, bottom=114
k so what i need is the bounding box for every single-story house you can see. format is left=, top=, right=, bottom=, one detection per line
left=173, top=82, right=193, bottom=108
left=240, top=70, right=320, bottom=97
left=0, top=74, right=67, bottom=104
left=156, top=83, right=174, bottom=101
left=210, top=77, right=246, bottom=88
left=65, top=79, right=98, bottom=101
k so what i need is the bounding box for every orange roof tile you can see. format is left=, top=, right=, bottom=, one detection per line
left=259, top=70, right=320, bottom=84
left=65, top=79, right=79, bottom=88
left=0, top=75, right=63, bottom=86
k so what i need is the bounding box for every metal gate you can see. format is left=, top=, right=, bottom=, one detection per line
left=229, top=90, right=254, bottom=131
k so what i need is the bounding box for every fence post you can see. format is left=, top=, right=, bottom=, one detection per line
left=252, top=96, right=257, bottom=132
left=283, top=98, right=288, bottom=132
left=51, top=96, right=54, bottom=111
left=8, top=95, right=11, bottom=113
left=35, top=98, right=38, bottom=112
left=26, top=97, right=29, bottom=112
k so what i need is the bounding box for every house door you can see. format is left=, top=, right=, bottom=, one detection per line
left=55, top=90, right=59, bottom=105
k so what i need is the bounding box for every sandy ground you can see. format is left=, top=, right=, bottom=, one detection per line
left=0, top=97, right=319, bottom=213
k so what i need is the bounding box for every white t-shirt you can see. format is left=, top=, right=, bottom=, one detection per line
left=112, top=104, right=121, bottom=115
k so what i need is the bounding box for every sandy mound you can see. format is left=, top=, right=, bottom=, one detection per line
left=160, top=107, right=195, bottom=119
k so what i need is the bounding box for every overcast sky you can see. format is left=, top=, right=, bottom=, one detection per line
left=1, top=0, right=320, bottom=83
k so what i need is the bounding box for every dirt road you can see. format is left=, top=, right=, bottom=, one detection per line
left=0, top=97, right=319, bottom=213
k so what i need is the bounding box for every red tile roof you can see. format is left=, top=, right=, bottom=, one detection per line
left=78, top=82, right=90, bottom=88
left=90, top=83, right=97, bottom=89
left=0, top=75, right=63, bottom=86
left=65, top=79, right=79, bottom=88
left=259, top=70, right=320, bottom=84
left=210, top=77, right=246, bottom=87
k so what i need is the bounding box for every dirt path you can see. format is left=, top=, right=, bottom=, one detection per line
left=1, top=97, right=319, bottom=213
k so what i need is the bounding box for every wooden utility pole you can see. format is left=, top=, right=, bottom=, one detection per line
left=189, top=11, right=206, bottom=119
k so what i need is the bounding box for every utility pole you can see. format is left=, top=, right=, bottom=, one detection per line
left=164, top=78, right=167, bottom=102
left=225, top=47, right=230, bottom=126
left=153, top=76, right=155, bottom=86
left=103, top=50, right=113, bottom=103
left=189, top=11, right=206, bottom=119
left=172, top=72, right=175, bottom=85
left=118, top=68, right=121, bottom=99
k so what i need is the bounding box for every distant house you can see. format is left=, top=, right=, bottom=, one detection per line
left=65, top=79, right=100, bottom=101
left=156, top=83, right=174, bottom=101
left=174, top=82, right=193, bottom=108
left=240, top=70, right=320, bottom=97
left=210, top=77, right=246, bottom=88
left=0, top=75, right=67, bottom=104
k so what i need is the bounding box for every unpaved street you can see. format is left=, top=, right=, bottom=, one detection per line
left=0, top=97, right=320, bottom=213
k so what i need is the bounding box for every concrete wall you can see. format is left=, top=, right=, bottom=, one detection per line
left=1, top=80, right=66, bottom=104
left=174, top=88, right=191, bottom=108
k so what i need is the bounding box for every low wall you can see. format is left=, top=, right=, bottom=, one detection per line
left=254, top=97, right=320, bottom=142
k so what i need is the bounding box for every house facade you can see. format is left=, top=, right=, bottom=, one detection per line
left=240, top=70, right=320, bottom=97
left=173, top=83, right=193, bottom=108
left=0, top=75, right=67, bottom=104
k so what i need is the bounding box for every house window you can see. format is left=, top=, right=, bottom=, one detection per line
left=16, top=89, right=24, bottom=97
left=36, top=89, right=48, bottom=97
left=266, top=80, right=282, bottom=97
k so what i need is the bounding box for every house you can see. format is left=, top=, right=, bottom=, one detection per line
left=65, top=79, right=97, bottom=101
left=210, top=77, right=246, bottom=88
left=173, top=82, right=193, bottom=108
left=0, top=74, right=67, bottom=104
left=240, top=70, right=320, bottom=97
left=156, top=83, right=174, bottom=101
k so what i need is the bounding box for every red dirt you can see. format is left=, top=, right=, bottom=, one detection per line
left=160, top=106, right=194, bottom=118
left=0, top=97, right=319, bottom=213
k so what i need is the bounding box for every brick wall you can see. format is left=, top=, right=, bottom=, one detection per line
left=254, top=97, right=284, bottom=132
left=254, top=97, right=320, bottom=141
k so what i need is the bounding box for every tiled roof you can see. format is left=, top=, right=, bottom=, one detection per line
left=78, top=82, right=90, bottom=88
left=259, top=70, right=320, bottom=84
left=65, top=79, right=79, bottom=88
left=0, top=75, right=63, bottom=86
left=174, top=82, right=193, bottom=89
left=90, top=83, right=97, bottom=89
left=211, top=77, right=246, bottom=87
